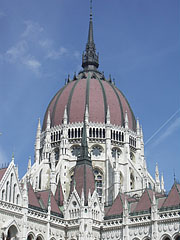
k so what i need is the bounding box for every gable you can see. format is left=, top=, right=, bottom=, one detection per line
left=0, top=162, right=22, bottom=205
left=162, top=184, right=180, bottom=208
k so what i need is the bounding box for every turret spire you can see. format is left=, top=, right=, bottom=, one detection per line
left=82, top=0, right=99, bottom=71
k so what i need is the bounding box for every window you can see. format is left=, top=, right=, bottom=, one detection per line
left=71, top=145, right=81, bottom=157
left=94, top=169, right=103, bottom=202
left=111, top=148, right=121, bottom=159
left=91, top=145, right=102, bottom=157
left=1, top=189, right=5, bottom=200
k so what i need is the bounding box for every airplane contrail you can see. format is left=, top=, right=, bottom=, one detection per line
left=145, top=108, right=180, bottom=146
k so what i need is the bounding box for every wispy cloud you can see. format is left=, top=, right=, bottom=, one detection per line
left=1, top=20, right=79, bottom=75
left=23, top=57, right=41, bottom=73
left=22, top=21, right=44, bottom=38
left=5, top=40, right=41, bottom=75
left=46, top=47, right=68, bottom=60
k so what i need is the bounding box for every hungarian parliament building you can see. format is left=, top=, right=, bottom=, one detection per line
left=0, top=3, right=179, bottom=240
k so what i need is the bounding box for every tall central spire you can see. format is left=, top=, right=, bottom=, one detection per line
left=82, top=0, right=99, bottom=71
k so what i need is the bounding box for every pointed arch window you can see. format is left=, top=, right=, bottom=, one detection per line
left=39, top=169, right=42, bottom=189
left=94, top=169, right=103, bottom=203
left=13, top=184, right=17, bottom=203
left=5, top=181, right=9, bottom=201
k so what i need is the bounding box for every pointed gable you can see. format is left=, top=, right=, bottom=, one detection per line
left=133, top=189, right=152, bottom=213
left=55, top=178, right=64, bottom=206
left=105, top=194, right=124, bottom=218
left=27, top=183, right=41, bottom=209
left=162, top=183, right=180, bottom=208
left=37, top=190, right=63, bottom=216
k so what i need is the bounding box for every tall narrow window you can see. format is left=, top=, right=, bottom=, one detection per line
left=13, top=184, right=17, bottom=203
left=39, top=169, right=42, bottom=189
left=1, top=190, right=5, bottom=200
left=9, top=173, right=13, bottom=202
left=5, top=181, right=9, bottom=201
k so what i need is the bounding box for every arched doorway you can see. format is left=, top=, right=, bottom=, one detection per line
left=27, top=233, right=35, bottom=240
left=36, top=235, right=43, bottom=240
left=7, top=225, right=18, bottom=239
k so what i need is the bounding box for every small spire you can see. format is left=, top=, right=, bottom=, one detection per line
left=77, top=121, right=90, bottom=165
left=106, top=105, right=110, bottom=124
left=63, top=106, right=68, bottom=124
left=136, top=118, right=140, bottom=135
left=155, top=163, right=160, bottom=183
left=161, top=173, right=165, bottom=192
left=67, top=74, right=71, bottom=83
left=11, top=152, right=14, bottom=163
left=36, top=118, right=41, bottom=139
left=28, top=156, right=31, bottom=171
left=85, top=104, right=89, bottom=123
left=82, top=0, right=99, bottom=71
left=125, top=111, right=129, bottom=129
left=46, top=111, right=51, bottom=130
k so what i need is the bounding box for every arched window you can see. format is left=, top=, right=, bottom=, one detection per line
left=5, top=181, right=9, bottom=201
left=130, top=152, right=135, bottom=162
left=94, top=168, right=103, bottom=202
left=13, top=184, right=17, bottom=203
left=7, top=225, right=18, bottom=239
left=9, top=173, right=13, bottom=202
left=130, top=172, right=135, bottom=190
left=75, top=128, right=77, bottom=138
left=89, top=128, right=92, bottom=137
left=27, top=233, right=34, bottom=240
left=111, top=147, right=121, bottom=159
left=175, top=236, right=180, bottom=240
left=39, top=169, right=42, bottom=189
left=16, top=194, right=20, bottom=205
left=1, top=189, right=5, bottom=200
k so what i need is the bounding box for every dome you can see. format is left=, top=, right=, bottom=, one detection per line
left=42, top=7, right=136, bottom=132
left=42, top=71, right=136, bottom=131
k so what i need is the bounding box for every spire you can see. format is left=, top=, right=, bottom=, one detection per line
left=69, top=120, right=95, bottom=205
left=77, top=121, right=91, bottom=165
left=63, top=106, right=68, bottom=125
left=27, top=156, right=31, bottom=171
left=106, top=105, right=110, bottom=124
left=125, top=111, right=129, bottom=129
left=46, top=111, right=51, bottom=130
left=161, top=173, right=165, bottom=192
left=136, top=118, right=140, bottom=136
left=82, top=0, right=99, bottom=71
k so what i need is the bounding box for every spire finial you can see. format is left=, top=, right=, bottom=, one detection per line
left=82, top=0, right=99, bottom=71
left=90, top=0, right=92, bottom=20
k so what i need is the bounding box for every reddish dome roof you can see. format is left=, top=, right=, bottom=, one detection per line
left=42, top=72, right=136, bottom=131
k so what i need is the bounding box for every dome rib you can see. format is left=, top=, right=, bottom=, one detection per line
left=116, top=87, right=136, bottom=131
left=97, top=77, right=107, bottom=123
left=109, top=83, right=125, bottom=127
left=85, top=73, right=90, bottom=110
left=51, top=85, right=67, bottom=127
left=67, top=79, right=80, bottom=123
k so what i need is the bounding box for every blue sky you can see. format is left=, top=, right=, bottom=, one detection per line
left=0, top=0, right=179, bottom=191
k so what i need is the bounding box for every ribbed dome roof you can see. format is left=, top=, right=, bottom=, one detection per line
left=42, top=5, right=136, bottom=132
left=42, top=71, right=136, bottom=131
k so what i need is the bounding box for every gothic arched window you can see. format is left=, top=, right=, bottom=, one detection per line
left=111, top=147, right=121, bottom=159
left=94, top=168, right=103, bottom=202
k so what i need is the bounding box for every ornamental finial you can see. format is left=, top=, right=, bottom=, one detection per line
left=82, top=0, right=99, bottom=71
